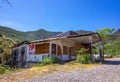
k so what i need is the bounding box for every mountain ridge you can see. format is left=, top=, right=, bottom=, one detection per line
left=0, top=25, right=97, bottom=42
left=0, top=25, right=62, bottom=42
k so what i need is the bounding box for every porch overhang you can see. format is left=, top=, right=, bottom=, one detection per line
left=13, top=32, right=101, bottom=48
left=66, top=32, right=101, bottom=44
left=30, top=32, right=101, bottom=44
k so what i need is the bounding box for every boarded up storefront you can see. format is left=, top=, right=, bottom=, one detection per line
left=35, top=43, right=49, bottom=54
left=12, top=31, right=102, bottom=68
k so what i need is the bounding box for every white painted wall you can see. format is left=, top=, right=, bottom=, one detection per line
left=61, top=54, right=69, bottom=61
left=71, top=56, right=76, bottom=60
left=13, top=39, right=77, bottom=63
left=26, top=45, right=49, bottom=62
left=28, top=54, right=49, bottom=62
left=61, top=55, right=76, bottom=61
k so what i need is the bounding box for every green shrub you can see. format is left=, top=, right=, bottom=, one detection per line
left=76, top=54, right=92, bottom=64
left=42, top=57, right=52, bottom=65
left=52, top=57, right=60, bottom=64
left=0, top=65, right=6, bottom=74
left=41, top=57, right=60, bottom=65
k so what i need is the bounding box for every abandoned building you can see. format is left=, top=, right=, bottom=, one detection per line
left=12, top=31, right=103, bottom=68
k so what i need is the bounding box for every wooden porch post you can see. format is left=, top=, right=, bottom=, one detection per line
left=49, top=42, right=52, bottom=57
left=68, top=47, right=72, bottom=61
left=89, top=36, right=95, bottom=62
left=89, top=36, right=93, bottom=55
left=56, top=44, right=58, bottom=57
left=60, top=44, right=63, bottom=61
left=98, top=41, right=104, bottom=62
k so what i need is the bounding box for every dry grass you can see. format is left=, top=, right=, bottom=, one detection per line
left=0, top=62, right=100, bottom=82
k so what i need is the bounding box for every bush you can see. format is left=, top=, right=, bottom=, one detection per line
left=41, top=57, right=60, bottom=65
left=52, top=57, right=60, bottom=64
left=76, top=54, right=92, bottom=64
left=0, top=65, right=6, bottom=74
left=42, top=57, right=52, bottom=65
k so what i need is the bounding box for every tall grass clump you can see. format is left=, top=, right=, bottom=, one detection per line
left=76, top=48, right=92, bottom=64
left=76, top=54, right=92, bottom=64
left=41, top=57, right=60, bottom=65
left=0, top=65, right=6, bottom=74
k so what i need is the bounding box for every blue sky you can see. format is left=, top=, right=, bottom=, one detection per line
left=0, top=0, right=120, bottom=32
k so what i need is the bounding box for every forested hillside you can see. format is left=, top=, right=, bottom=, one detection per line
left=0, top=26, right=61, bottom=42
left=0, top=26, right=95, bottom=42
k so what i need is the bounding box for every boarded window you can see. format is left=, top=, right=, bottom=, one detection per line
left=58, top=45, right=61, bottom=55
left=63, top=46, right=68, bottom=54
left=52, top=44, right=56, bottom=54
left=75, top=44, right=85, bottom=51
left=71, top=47, right=76, bottom=55
left=35, top=43, right=49, bottom=54
left=68, top=47, right=72, bottom=54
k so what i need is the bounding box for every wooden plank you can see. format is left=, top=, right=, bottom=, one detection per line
left=58, top=45, right=62, bottom=55
left=63, top=46, right=68, bottom=54
left=35, top=43, right=49, bottom=54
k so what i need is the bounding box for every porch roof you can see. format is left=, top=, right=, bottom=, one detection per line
left=13, top=32, right=101, bottom=48
left=31, top=32, right=101, bottom=44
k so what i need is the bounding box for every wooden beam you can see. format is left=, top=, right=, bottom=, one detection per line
left=49, top=42, right=52, bottom=56
left=98, top=41, right=104, bottom=62
left=56, top=44, right=58, bottom=57
left=60, top=44, right=63, bottom=61
left=89, top=36, right=93, bottom=55
left=68, top=47, right=72, bottom=60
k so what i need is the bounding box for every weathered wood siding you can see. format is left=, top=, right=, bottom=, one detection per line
left=63, top=46, right=68, bottom=54
left=58, top=45, right=62, bottom=55
left=35, top=43, right=49, bottom=54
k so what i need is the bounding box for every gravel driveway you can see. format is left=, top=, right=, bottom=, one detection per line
left=23, top=58, right=120, bottom=82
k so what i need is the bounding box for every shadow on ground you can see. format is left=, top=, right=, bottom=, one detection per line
left=103, top=59, right=120, bottom=65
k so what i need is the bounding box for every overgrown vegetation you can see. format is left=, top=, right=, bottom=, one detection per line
left=104, top=39, right=120, bottom=57
left=0, top=65, right=6, bottom=74
left=0, top=64, right=14, bottom=75
left=0, top=34, right=17, bottom=74
left=41, top=57, right=60, bottom=65
left=97, top=28, right=120, bottom=57
left=0, top=35, right=16, bottom=64
left=76, top=54, right=92, bottom=64
left=76, top=48, right=92, bottom=64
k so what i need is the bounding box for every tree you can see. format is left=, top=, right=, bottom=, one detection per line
left=97, top=28, right=115, bottom=56
left=97, top=28, right=115, bottom=43
left=0, top=34, right=16, bottom=64
left=104, top=40, right=120, bottom=57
